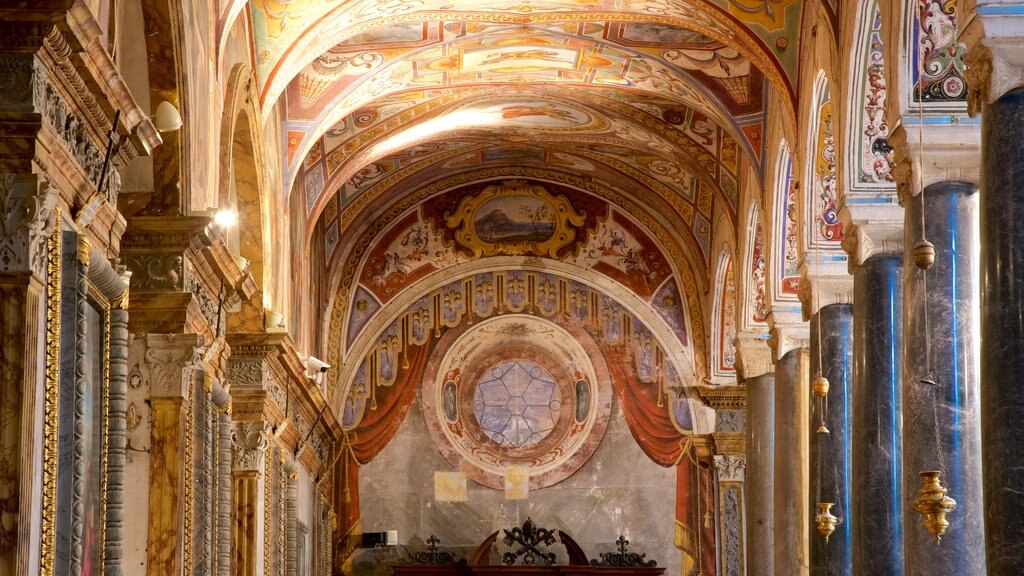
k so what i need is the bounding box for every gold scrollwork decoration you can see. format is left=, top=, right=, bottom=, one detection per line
left=41, top=209, right=61, bottom=576
left=76, top=235, right=91, bottom=266
left=443, top=180, right=586, bottom=259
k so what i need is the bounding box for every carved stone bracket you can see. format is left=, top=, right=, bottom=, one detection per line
left=838, top=203, right=905, bottom=268
left=232, top=421, right=270, bottom=472
left=714, top=455, right=746, bottom=483
left=768, top=322, right=809, bottom=362
left=733, top=334, right=773, bottom=380
left=798, top=254, right=854, bottom=320
left=0, top=173, right=59, bottom=277
left=888, top=123, right=981, bottom=202
left=959, top=1, right=1024, bottom=115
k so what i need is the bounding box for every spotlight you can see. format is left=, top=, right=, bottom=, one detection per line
left=152, top=101, right=183, bottom=133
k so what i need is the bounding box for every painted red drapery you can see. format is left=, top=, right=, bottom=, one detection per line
left=605, top=341, right=716, bottom=575
left=334, top=341, right=434, bottom=575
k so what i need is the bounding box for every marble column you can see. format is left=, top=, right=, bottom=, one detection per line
left=774, top=347, right=810, bottom=576
left=809, top=304, right=853, bottom=576
left=851, top=254, right=904, bottom=576
left=746, top=373, right=775, bottom=576
left=980, top=86, right=1024, bottom=573
left=902, top=182, right=984, bottom=573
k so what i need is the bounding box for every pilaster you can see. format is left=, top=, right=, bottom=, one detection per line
left=231, top=421, right=270, bottom=576
left=714, top=455, right=746, bottom=576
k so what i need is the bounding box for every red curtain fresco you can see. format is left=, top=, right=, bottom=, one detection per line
left=605, top=341, right=717, bottom=575
left=334, top=341, right=434, bottom=575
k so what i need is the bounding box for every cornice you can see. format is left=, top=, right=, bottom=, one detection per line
left=695, top=385, right=746, bottom=411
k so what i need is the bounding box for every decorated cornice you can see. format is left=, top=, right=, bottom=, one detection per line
left=838, top=203, right=905, bottom=268
left=695, top=385, right=746, bottom=412
left=959, top=0, right=1024, bottom=116
left=733, top=333, right=773, bottom=380
left=888, top=122, right=980, bottom=203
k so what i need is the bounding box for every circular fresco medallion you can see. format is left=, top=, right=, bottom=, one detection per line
left=422, top=314, right=612, bottom=490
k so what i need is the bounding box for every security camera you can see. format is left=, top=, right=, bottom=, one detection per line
left=306, top=356, right=330, bottom=372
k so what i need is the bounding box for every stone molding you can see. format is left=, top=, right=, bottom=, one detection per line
left=888, top=123, right=981, bottom=202
left=839, top=204, right=905, bottom=267
left=695, top=385, right=746, bottom=411
left=714, top=454, right=746, bottom=483
left=733, top=334, right=773, bottom=380
left=232, top=420, right=270, bottom=472
left=959, top=1, right=1024, bottom=115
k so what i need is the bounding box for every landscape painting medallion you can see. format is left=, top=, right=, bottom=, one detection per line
left=475, top=195, right=555, bottom=243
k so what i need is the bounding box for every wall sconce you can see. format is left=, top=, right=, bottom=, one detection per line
left=152, top=101, right=182, bottom=133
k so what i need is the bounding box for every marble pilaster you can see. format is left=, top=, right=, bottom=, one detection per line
left=979, top=87, right=1024, bottom=574
left=714, top=455, right=746, bottom=576
left=745, top=372, right=775, bottom=576
left=809, top=304, right=853, bottom=576
left=774, top=347, right=810, bottom=576
left=851, top=254, right=904, bottom=576
left=231, top=420, right=269, bottom=576
left=902, top=182, right=985, bottom=573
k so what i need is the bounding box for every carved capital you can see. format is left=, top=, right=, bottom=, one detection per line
left=232, top=421, right=270, bottom=472
left=733, top=334, right=773, bottom=380
left=959, top=3, right=1024, bottom=115
left=0, top=173, right=59, bottom=277
left=888, top=123, right=981, bottom=202
left=141, top=333, right=206, bottom=399
left=798, top=255, right=853, bottom=320
left=767, top=322, right=809, bottom=362
left=714, top=455, right=746, bottom=483
left=839, top=203, right=904, bottom=268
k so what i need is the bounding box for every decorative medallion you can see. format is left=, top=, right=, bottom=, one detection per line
left=443, top=180, right=587, bottom=259
left=421, top=314, right=611, bottom=490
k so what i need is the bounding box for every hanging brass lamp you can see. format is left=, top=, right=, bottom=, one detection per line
left=912, top=471, right=957, bottom=544
left=815, top=503, right=839, bottom=542
left=812, top=375, right=830, bottom=397
left=913, top=239, right=936, bottom=270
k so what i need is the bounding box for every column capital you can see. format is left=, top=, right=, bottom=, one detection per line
left=767, top=321, right=809, bottom=362
left=231, top=420, right=271, bottom=472
left=733, top=333, right=773, bottom=380
left=141, top=333, right=206, bottom=399
left=798, top=254, right=853, bottom=320
left=839, top=203, right=904, bottom=268
left=0, top=173, right=59, bottom=279
left=714, top=454, right=746, bottom=483
left=888, top=122, right=981, bottom=203
left=959, top=0, right=1024, bottom=115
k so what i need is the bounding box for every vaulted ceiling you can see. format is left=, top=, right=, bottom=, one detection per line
left=235, top=0, right=811, bottom=406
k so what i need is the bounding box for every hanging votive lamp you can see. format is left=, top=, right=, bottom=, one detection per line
left=912, top=471, right=957, bottom=544
left=815, top=503, right=839, bottom=542
left=913, top=239, right=936, bottom=270
left=813, top=374, right=830, bottom=397
left=815, top=423, right=830, bottom=435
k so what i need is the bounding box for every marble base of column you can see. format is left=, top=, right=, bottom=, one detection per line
left=981, top=86, right=1024, bottom=574
left=746, top=373, right=775, bottom=576
left=809, top=304, right=853, bottom=576
left=775, top=349, right=809, bottom=576
left=852, top=254, right=904, bottom=575
left=902, top=182, right=984, bottom=574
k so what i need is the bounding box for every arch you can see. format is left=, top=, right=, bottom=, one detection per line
left=770, top=141, right=800, bottom=304
left=219, top=63, right=270, bottom=331
left=710, top=246, right=738, bottom=383
left=742, top=202, right=769, bottom=330
left=844, top=0, right=895, bottom=194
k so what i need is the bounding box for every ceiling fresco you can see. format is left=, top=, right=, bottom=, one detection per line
left=250, top=0, right=802, bottom=112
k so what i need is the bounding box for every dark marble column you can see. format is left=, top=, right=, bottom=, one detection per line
left=981, top=86, right=1024, bottom=574
left=851, top=254, right=904, bottom=576
left=809, top=304, right=853, bottom=576
left=902, top=182, right=984, bottom=574
left=746, top=372, right=775, bottom=576
left=775, top=348, right=808, bottom=576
